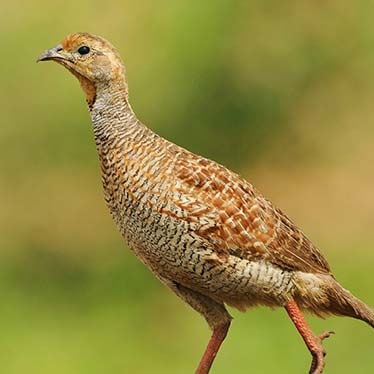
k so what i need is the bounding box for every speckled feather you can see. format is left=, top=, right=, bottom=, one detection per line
left=89, top=88, right=331, bottom=311
left=39, top=31, right=374, bottom=332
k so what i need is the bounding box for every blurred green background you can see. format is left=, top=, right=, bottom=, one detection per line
left=1, top=1, right=373, bottom=373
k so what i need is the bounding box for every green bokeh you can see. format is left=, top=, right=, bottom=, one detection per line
left=1, top=1, right=373, bottom=373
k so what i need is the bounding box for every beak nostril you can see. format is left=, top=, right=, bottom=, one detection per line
left=56, top=45, right=63, bottom=52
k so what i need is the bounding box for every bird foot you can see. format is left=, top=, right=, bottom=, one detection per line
left=308, top=330, right=335, bottom=374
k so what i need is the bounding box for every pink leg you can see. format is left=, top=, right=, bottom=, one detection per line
left=195, top=320, right=231, bottom=374
left=285, top=299, right=334, bottom=374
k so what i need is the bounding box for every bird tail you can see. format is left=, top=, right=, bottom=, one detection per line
left=321, top=275, right=374, bottom=328
left=294, top=273, right=374, bottom=328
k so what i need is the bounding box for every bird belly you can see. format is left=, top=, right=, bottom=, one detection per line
left=116, top=202, right=297, bottom=310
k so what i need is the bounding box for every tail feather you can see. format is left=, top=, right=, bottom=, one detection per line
left=326, top=279, right=374, bottom=328
left=294, top=272, right=374, bottom=328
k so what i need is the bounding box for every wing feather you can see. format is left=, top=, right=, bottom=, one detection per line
left=166, top=148, right=330, bottom=274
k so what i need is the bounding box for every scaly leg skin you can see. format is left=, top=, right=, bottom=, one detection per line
left=196, top=320, right=231, bottom=374
left=285, top=299, right=335, bottom=374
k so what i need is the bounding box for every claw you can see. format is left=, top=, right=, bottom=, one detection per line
left=308, top=330, right=335, bottom=374
left=319, top=330, right=335, bottom=341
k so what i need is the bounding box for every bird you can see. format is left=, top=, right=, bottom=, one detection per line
left=38, top=32, right=373, bottom=374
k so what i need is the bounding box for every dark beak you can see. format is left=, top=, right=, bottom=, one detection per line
left=37, top=44, right=65, bottom=62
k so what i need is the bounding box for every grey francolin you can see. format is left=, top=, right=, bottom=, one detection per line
left=38, top=32, right=373, bottom=374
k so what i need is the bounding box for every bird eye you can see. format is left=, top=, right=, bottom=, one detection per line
left=78, top=46, right=90, bottom=55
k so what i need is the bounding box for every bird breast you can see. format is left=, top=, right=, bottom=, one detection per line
left=96, top=140, right=297, bottom=307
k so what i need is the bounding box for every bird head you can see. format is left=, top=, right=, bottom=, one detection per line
left=37, top=32, right=127, bottom=106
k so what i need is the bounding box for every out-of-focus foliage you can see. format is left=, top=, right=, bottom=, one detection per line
left=0, top=1, right=373, bottom=373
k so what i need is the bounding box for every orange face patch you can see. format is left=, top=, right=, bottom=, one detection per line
left=61, top=33, right=90, bottom=51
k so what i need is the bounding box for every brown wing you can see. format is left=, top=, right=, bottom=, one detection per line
left=166, top=148, right=331, bottom=274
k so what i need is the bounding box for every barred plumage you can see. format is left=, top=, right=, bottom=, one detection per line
left=38, top=32, right=373, bottom=374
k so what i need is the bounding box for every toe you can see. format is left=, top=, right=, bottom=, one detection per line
left=309, top=352, right=325, bottom=374
left=319, top=330, right=335, bottom=341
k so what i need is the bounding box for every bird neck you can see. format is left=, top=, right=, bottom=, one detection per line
left=89, top=81, right=145, bottom=148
